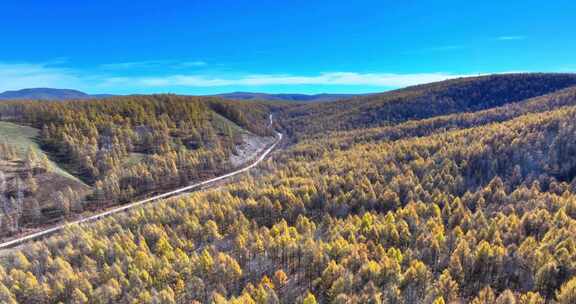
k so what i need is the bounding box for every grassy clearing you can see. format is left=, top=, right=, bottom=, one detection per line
left=0, top=121, right=85, bottom=184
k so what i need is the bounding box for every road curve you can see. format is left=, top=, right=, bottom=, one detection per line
left=0, top=115, right=282, bottom=250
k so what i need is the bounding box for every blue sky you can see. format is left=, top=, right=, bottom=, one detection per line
left=1, top=0, right=575, bottom=95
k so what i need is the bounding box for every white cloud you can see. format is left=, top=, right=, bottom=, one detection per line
left=0, top=62, right=83, bottom=92
left=0, top=60, right=479, bottom=93
left=558, top=65, right=576, bottom=72
left=99, top=61, right=159, bottom=70
left=101, top=72, right=474, bottom=88
left=177, top=61, right=207, bottom=68
left=423, top=45, right=467, bottom=52
left=497, top=36, right=526, bottom=41
left=100, top=60, right=207, bottom=70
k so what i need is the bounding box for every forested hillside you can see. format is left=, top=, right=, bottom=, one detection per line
left=291, top=85, right=576, bottom=153
left=0, top=121, right=91, bottom=237
left=4, top=74, right=576, bottom=303
left=0, top=95, right=275, bottom=240
left=280, top=73, right=576, bottom=139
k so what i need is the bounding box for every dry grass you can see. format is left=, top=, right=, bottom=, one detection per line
left=0, top=121, right=91, bottom=226
left=0, top=121, right=85, bottom=183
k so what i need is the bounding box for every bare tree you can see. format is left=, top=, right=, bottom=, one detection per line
left=0, top=171, right=6, bottom=230
left=0, top=172, right=24, bottom=234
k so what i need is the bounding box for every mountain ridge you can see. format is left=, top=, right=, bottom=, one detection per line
left=0, top=88, right=114, bottom=100
left=213, top=91, right=363, bottom=102
left=0, top=88, right=360, bottom=102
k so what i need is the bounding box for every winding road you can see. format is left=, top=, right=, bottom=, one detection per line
left=0, top=115, right=282, bottom=250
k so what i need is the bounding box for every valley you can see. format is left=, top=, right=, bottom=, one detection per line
left=0, top=96, right=278, bottom=242
left=4, top=0, right=576, bottom=302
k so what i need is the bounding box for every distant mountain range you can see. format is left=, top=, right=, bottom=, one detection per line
left=0, top=88, right=114, bottom=100
left=214, top=92, right=362, bottom=102
left=0, top=88, right=360, bottom=102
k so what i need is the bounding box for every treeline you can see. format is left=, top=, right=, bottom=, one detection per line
left=0, top=95, right=271, bottom=208
left=5, top=93, right=576, bottom=303
left=280, top=73, right=576, bottom=139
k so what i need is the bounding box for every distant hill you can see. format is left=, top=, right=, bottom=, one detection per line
left=0, top=88, right=357, bottom=102
left=281, top=73, right=576, bottom=136
left=0, top=88, right=114, bottom=100
left=214, top=92, right=361, bottom=102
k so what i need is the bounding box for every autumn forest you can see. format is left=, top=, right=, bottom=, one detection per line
left=3, top=73, right=576, bottom=304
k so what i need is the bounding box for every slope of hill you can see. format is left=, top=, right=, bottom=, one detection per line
left=0, top=121, right=84, bottom=181
left=293, top=84, right=576, bottom=152
left=0, top=121, right=91, bottom=237
left=280, top=73, right=576, bottom=137
left=0, top=95, right=274, bottom=241
left=215, top=91, right=360, bottom=102
left=0, top=88, right=114, bottom=100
